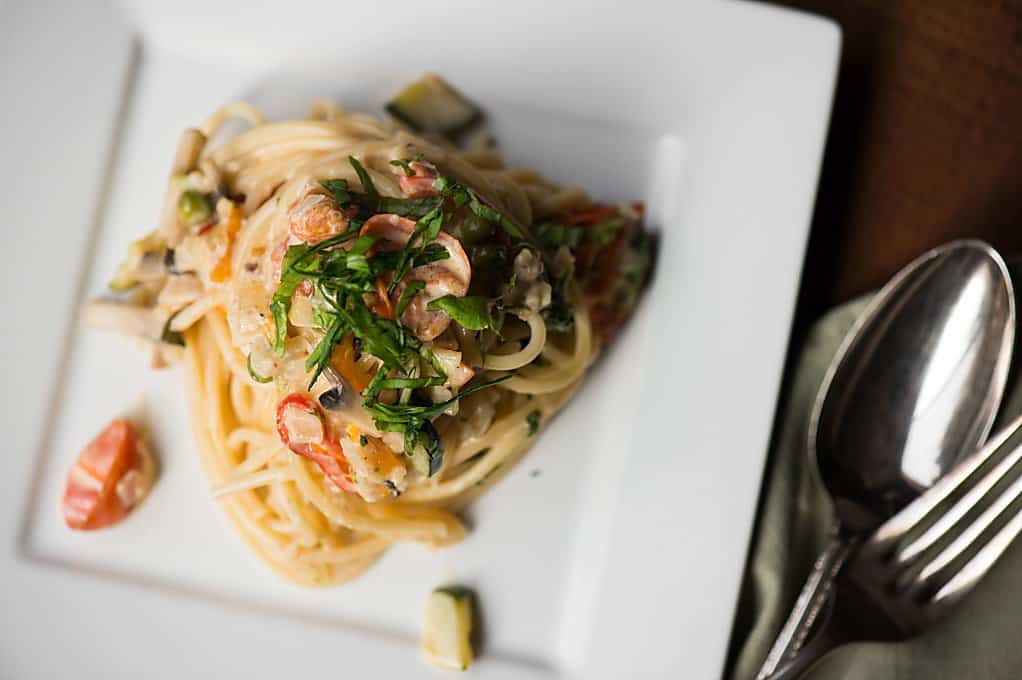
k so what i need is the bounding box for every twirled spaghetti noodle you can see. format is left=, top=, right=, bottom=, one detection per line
left=89, top=78, right=651, bottom=586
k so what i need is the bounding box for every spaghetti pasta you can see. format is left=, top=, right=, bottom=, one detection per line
left=89, top=77, right=652, bottom=586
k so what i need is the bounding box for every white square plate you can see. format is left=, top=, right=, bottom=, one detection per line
left=0, top=1, right=839, bottom=677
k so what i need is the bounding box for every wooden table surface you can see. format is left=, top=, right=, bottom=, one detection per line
left=780, top=0, right=1022, bottom=326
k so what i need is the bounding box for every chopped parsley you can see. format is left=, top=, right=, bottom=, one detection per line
left=395, top=280, right=425, bottom=319
left=366, top=375, right=512, bottom=458
left=272, top=156, right=531, bottom=474
left=387, top=204, right=445, bottom=294
left=434, top=176, right=536, bottom=246
left=533, top=217, right=624, bottom=250
left=389, top=158, right=415, bottom=176
left=543, top=273, right=575, bottom=332
left=247, top=353, right=272, bottom=384
left=526, top=410, right=541, bottom=436
left=427, top=295, right=499, bottom=332
left=320, top=158, right=441, bottom=220
left=270, top=154, right=646, bottom=477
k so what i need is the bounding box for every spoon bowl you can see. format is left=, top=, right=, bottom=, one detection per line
left=812, top=240, right=1015, bottom=532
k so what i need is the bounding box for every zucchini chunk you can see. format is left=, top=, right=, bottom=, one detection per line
left=422, top=586, right=475, bottom=671
left=387, top=74, right=480, bottom=135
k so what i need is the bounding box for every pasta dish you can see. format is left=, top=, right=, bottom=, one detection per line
left=85, top=75, right=652, bottom=586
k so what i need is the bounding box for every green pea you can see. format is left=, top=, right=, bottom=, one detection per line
left=458, top=215, right=495, bottom=245
left=178, top=190, right=212, bottom=226
left=470, top=243, right=507, bottom=269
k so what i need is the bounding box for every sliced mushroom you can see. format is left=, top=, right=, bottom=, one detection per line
left=159, top=129, right=208, bottom=246
left=109, top=232, right=168, bottom=291
left=198, top=158, right=225, bottom=196
left=134, top=251, right=168, bottom=282
left=156, top=273, right=203, bottom=316
left=172, top=128, right=207, bottom=175
left=317, top=367, right=352, bottom=411
left=83, top=300, right=163, bottom=339
left=150, top=340, right=185, bottom=369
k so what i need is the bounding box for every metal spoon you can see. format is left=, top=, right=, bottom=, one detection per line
left=757, top=240, right=1015, bottom=679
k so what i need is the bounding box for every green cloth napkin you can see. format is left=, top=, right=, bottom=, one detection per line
left=730, top=281, right=1022, bottom=680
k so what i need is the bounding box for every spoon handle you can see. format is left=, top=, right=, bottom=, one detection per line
left=755, top=530, right=854, bottom=679
left=763, top=613, right=847, bottom=680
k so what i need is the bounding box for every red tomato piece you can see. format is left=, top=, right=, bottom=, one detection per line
left=275, top=394, right=357, bottom=493
left=62, top=419, right=152, bottom=531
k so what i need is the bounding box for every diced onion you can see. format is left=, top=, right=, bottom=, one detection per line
left=283, top=408, right=323, bottom=445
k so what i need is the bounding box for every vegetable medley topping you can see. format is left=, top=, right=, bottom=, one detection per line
left=262, top=154, right=651, bottom=497
left=93, top=98, right=652, bottom=505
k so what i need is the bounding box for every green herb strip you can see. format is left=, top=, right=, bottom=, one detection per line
left=426, top=295, right=497, bottom=331
left=395, top=280, right=426, bottom=319
left=273, top=155, right=537, bottom=459
left=526, top=410, right=541, bottom=436
left=433, top=176, right=536, bottom=246
left=534, top=217, right=624, bottom=250
left=305, top=316, right=346, bottom=389
left=366, top=375, right=513, bottom=464
left=247, top=353, right=273, bottom=383
left=376, top=375, right=446, bottom=390
left=349, top=156, right=378, bottom=199
left=389, top=158, right=414, bottom=176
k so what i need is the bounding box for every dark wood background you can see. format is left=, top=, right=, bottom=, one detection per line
left=781, top=0, right=1022, bottom=328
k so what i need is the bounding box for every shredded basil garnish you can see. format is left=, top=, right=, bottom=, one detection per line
left=426, top=295, right=498, bottom=332
left=526, top=410, right=541, bottom=436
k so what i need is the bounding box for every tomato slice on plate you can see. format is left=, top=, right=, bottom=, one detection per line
left=62, top=419, right=152, bottom=531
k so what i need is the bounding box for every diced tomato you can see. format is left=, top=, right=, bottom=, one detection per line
left=562, top=204, right=616, bottom=226
left=62, top=419, right=152, bottom=531
left=275, top=394, right=357, bottom=493
left=369, top=276, right=395, bottom=319
left=573, top=204, right=648, bottom=344
left=300, top=440, right=358, bottom=494
left=275, top=393, right=320, bottom=444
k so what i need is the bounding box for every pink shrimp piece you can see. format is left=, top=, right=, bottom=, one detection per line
left=360, top=213, right=471, bottom=340
left=398, top=161, right=440, bottom=198
left=287, top=192, right=356, bottom=245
